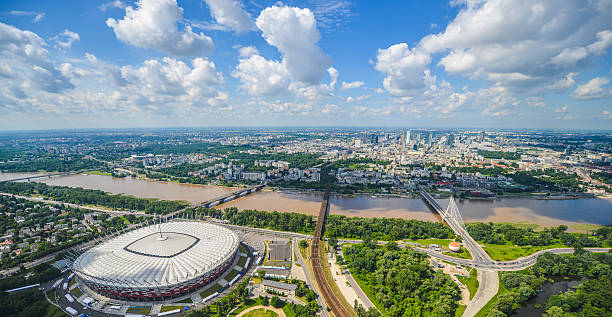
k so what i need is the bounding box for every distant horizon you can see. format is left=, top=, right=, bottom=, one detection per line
left=1, top=125, right=611, bottom=133
left=1, top=0, right=611, bottom=129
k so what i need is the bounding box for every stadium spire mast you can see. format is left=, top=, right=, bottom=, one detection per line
left=157, top=214, right=167, bottom=241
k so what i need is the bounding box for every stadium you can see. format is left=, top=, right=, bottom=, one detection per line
left=71, top=221, right=239, bottom=301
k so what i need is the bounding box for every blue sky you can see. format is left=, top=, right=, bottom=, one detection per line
left=0, top=0, right=611, bottom=130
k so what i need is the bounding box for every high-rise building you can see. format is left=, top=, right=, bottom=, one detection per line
left=406, top=130, right=411, bottom=144
left=400, top=133, right=405, bottom=147
left=447, top=134, right=455, bottom=147
left=478, top=131, right=485, bottom=142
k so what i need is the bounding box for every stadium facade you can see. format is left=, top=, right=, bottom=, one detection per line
left=71, top=221, right=239, bottom=301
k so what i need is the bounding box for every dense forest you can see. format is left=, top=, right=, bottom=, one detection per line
left=194, top=206, right=454, bottom=241
left=484, top=250, right=612, bottom=316
left=344, top=241, right=461, bottom=316
left=196, top=206, right=316, bottom=234
left=592, top=171, right=612, bottom=185
left=0, top=263, right=61, bottom=317
left=466, top=222, right=604, bottom=247
left=505, top=169, right=583, bottom=192
left=545, top=274, right=611, bottom=316
left=325, top=215, right=454, bottom=240
left=0, top=156, right=103, bottom=172
left=0, top=181, right=187, bottom=214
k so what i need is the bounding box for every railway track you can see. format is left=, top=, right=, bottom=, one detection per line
left=311, top=184, right=351, bottom=317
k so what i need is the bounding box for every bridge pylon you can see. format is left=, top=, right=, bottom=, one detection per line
left=443, top=196, right=467, bottom=231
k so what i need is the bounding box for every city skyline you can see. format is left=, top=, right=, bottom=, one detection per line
left=1, top=0, right=612, bottom=130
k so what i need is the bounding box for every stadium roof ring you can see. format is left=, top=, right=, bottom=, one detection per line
left=71, top=221, right=239, bottom=301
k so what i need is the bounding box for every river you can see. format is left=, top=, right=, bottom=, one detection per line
left=511, top=277, right=587, bottom=317
left=1, top=173, right=610, bottom=227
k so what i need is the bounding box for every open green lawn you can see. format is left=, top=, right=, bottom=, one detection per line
left=455, top=305, right=466, bottom=317
left=176, top=297, right=193, bottom=303
left=200, top=283, right=223, bottom=298
left=238, top=256, right=248, bottom=267
left=243, top=308, right=279, bottom=317
left=126, top=306, right=151, bottom=314
left=68, top=278, right=76, bottom=287
left=481, top=242, right=568, bottom=261
left=69, top=286, right=83, bottom=298
left=239, top=244, right=247, bottom=253
left=456, top=268, right=479, bottom=300
left=86, top=170, right=112, bottom=176
left=160, top=305, right=185, bottom=313
left=225, top=269, right=240, bottom=282
left=228, top=298, right=268, bottom=316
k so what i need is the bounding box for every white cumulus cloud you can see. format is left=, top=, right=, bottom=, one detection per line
left=51, top=29, right=80, bottom=49
left=341, top=81, right=364, bottom=90
left=0, top=22, right=74, bottom=96
left=255, top=6, right=332, bottom=84
left=106, top=0, right=213, bottom=57
left=571, top=77, right=611, bottom=100
left=374, top=43, right=430, bottom=96
left=203, top=0, right=255, bottom=33
left=233, top=6, right=334, bottom=98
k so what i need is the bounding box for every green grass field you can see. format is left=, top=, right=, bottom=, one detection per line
left=176, top=297, right=193, bottom=303
left=481, top=242, right=567, bottom=261
left=455, top=305, right=466, bottom=317
left=200, top=283, right=223, bottom=298
left=243, top=308, right=279, bottom=317
left=126, top=306, right=151, bottom=314
left=238, top=256, right=248, bottom=267
left=456, top=268, right=479, bottom=300
left=160, top=305, right=185, bottom=313
left=225, top=269, right=240, bottom=282
left=69, top=286, right=83, bottom=298
left=86, top=170, right=112, bottom=176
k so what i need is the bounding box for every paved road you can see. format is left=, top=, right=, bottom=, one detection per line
left=414, top=246, right=611, bottom=270
left=463, top=269, right=498, bottom=317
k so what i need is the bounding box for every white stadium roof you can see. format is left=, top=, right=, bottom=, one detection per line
left=72, top=221, right=239, bottom=288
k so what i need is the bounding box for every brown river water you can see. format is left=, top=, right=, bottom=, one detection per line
left=1, top=173, right=610, bottom=227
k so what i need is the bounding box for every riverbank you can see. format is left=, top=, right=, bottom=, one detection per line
left=1, top=172, right=610, bottom=228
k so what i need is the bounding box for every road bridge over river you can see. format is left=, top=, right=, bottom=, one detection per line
left=0, top=170, right=93, bottom=183
left=420, top=190, right=498, bottom=317
left=165, top=183, right=265, bottom=219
